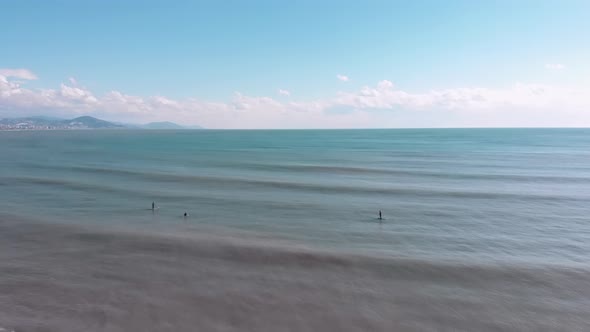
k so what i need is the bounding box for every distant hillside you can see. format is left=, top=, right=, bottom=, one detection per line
left=0, top=116, right=202, bottom=130
left=143, top=121, right=185, bottom=129
left=0, top=116, right=123, bottom=130
left=28, top=115, right=65, bottom=121
left=61, top=116, right=124, bottom=129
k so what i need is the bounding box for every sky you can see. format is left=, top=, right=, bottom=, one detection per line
left=1, top=0, right=589, bottom=129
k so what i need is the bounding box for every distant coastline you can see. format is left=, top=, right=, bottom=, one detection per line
left=0, top=116, right=201, bottom=131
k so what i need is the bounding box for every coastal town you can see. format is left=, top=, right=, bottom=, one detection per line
left=0, top=116, right=188, bottom=130
left=0, top=122, right=83, bottom=130
left=0, top=116, right=122, bottom=131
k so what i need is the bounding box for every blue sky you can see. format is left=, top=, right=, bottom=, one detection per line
left=1, top=0, right=589, bottom=128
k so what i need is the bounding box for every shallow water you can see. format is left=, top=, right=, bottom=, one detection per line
left=1, top=218, right=589, bottom=331
left=1, top=129, right=590, bottom=331
left=2, top=129, right=590, bottom=265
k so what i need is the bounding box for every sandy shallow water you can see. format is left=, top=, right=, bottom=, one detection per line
left=1, top=218, right=589, bottom=332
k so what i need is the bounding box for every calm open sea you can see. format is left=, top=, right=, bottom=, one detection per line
left=2, top=129, right=590, bottom=265
left=1, top=129, right=590, bottom=330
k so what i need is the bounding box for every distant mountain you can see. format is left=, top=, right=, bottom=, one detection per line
left=28, top=115, right=65, bottom=121
left=0, top=116, right=123, bottom=130
left=61, top=116, right=124, bottom=129
left=0, top=117, right=57, bottom=126
left=113, top=121, right=142, bottom=129
left=143, top=121, right=186, bottom=129
left=0, top=116, right=203, bottom=130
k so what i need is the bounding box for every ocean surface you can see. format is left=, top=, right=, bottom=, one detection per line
left=1, top=128, right=590, bottom=331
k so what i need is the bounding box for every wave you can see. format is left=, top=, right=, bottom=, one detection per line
left=4, top=216, right=590, bottom=277
left=239, top=163, right=590, bottom=183
left=4, top=171, right=590, bottom=202
left=17, top=161, right=590, bottom=185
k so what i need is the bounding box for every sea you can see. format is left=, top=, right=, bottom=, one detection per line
left=1, top=128, right=590, bottom=331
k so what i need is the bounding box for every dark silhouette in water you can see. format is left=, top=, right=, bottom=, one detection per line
left=184, top=212, right=188, bottom=218
left=378, top=210, right=382, bottom=220
left=152, top=202, right=155, bottom=210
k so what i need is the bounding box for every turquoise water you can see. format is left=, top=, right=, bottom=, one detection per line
left=2, top=128, right=590, bottom=265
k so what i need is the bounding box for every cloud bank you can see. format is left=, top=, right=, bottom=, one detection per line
left=1, top=68, right=589, bottom=128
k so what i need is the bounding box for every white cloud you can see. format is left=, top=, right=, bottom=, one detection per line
left=0, top=68, right=38, bottom=80
left=1, top=68, right=590, bottom=128
left=329, top=81, right=589, bottom=112
left=59, top=84, right=98, bottom=103
left=545, top=63, right=566, bottom=70
left=232, top=93, right=283, bottom=111
left=69, top=77, right=78, bottom=85
left=278, top=89, right=290, bottom=96
left=336, top=74, right=350, bottom=82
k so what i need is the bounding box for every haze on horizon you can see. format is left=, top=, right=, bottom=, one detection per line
left=1, top=0, right=589, bottom=129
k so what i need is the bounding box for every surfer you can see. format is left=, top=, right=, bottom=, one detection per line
left=184, top=212, right=188, bottom=218
left=152, top=201, right=155, bottom=210
left=378, top=210, right=382, bottom=220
